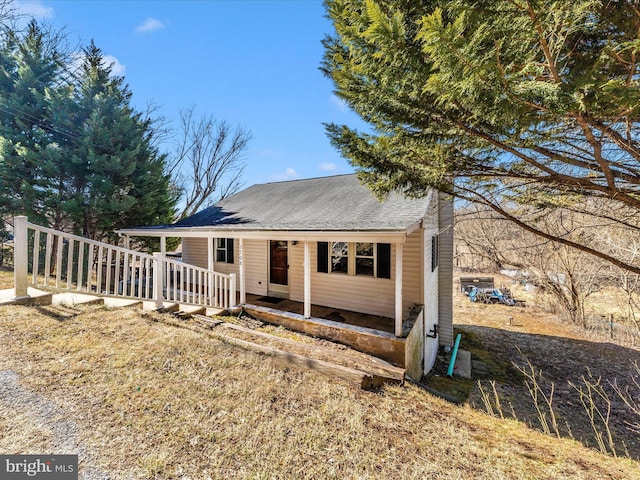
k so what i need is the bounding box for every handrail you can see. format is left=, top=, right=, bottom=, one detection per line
left=27, top=222, right=155, bottom=260
left=14, top=216, right=235, bottom=310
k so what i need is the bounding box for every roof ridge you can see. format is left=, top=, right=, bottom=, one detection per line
left=259, top=173, right=357, bottom=186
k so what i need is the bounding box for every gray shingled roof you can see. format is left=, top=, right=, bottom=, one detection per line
left=167, top=174, right=431, bottom=232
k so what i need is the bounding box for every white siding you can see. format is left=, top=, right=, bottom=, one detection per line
left=423, top=225, right=440, bottom=371
left=182, top=237, right=208, bottom=268
left=181, top=237, right=241, bottom=274
left=402, top=229, right=423, bottom=314
left=438, top=192, right=455, bottom=346
left=289, top=242, right=304, bottom=300
left=289, top=242, right=396, bottom=318
left=244, top=239, right=268, bottom=296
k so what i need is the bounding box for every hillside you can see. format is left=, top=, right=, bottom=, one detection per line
left=0, top=298, right=638, bottom=478
left=447, top=273, right=640, bottom=462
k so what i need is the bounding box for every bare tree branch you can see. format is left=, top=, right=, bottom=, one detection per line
left=168, top=107, right=251, bottom=219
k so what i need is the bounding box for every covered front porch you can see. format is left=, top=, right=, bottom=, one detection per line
left=245, top=293, right=395, bottom=334
left=118, top=231, right=413, bottom=338
left=241, top=294, right=424, bottom=369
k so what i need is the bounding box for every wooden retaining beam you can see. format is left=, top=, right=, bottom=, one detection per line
left=191, top=315, right=403, bottom=390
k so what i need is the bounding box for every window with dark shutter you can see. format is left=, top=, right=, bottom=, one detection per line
left=431, top=234, right=439, bottom=272
left=376, top=243, right=391, bottom=279
left=317, top=242, right=328, bottom=273
left=226, top=238, right=234, bottom=264
left=215, top=238, right=235, bottom=264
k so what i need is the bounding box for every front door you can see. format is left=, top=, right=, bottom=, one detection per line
left=269, top=240, right=288, bottom=296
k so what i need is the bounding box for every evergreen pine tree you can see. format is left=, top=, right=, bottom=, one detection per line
left=68, top=41, right=175, bottom=240
left=0, top=20, right=66, bottom=225
left=323, top=0, right=640, bottom=273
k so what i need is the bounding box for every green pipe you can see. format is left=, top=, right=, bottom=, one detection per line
left=447, top=333, right=462, bottom=378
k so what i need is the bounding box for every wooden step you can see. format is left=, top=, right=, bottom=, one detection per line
left=176, top=304, right=207, bottom=318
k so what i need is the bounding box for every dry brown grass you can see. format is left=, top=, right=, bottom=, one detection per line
left=452, top=272, right=640, bottom=460
left=0, top=304, right=638, bottom=479
left=0, top=266, right=13, bottom=289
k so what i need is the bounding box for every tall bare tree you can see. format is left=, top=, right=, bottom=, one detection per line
left=456, top=206, right=609, bottom=326
left=168, top=108, right=251, bottom=219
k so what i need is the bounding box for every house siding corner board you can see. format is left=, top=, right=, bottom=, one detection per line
left=438, top=192, right=455, bottom=347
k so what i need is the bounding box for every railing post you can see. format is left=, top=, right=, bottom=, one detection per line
left=13, top=216, right=29, bottom=299
left=229, top=273, right=236, bottom=308
left=153, top=252, right=164, bottom=309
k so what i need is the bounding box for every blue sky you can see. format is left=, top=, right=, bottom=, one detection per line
left=15, top=0, right=367, bottom=187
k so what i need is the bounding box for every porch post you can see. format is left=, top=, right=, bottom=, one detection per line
left=229, top=273, right=237, bottom=308
left=303, top=240, right=311, bottom=319
left=160, top=237, right=166, bottom=255
left=153, top=252, right=164, bottom=309
left=13, top=215, right=29, bottom=299
left=239, top=238, right=246, bottom=304
left=395, top=242, right=404, bottom=337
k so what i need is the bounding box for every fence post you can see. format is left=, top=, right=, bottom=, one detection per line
left=609, top=313, right=614, bottom=339
left=153, top=252, right=164, bottom=310
left=13, top=216, right=29, bottom=299
left=229, top=273, right=236, bottom=308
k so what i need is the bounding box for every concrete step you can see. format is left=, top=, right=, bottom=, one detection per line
left=0, top=288, right=53, bottom=306
left=103, top=298, right=143, bottom=309
left=142, top=302, right=212, bottom=315
left=52, top=293, right=104, bottom=307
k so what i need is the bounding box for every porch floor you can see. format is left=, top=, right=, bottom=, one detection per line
left=244, top=294, right=395, bottom=334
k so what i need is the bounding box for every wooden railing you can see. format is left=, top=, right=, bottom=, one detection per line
left=12, top=216, right=235, bottom=310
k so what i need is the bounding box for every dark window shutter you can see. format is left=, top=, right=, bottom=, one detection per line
left=377, top=243, right=391, bottom=279
left=227, top=238, right=235, bottom=264
left=431, top=235, right=438, bottom=272
left=317, top=242, right=328, bottom=273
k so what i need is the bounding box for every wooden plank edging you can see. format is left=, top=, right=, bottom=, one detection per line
left=204, top=325, right=386, bottom=390
left=217, top=320, right=405, bottom=381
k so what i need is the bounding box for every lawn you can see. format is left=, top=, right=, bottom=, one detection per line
left=0, top=303, right=637, bottom=479
left=0, top=267, right=12, bottom=289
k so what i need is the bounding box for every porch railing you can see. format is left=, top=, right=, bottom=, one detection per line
left=12, top=216, right=236, bottom=310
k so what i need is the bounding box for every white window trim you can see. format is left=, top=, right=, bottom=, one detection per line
left=355, top=242, right=376, bottom=277
left=324, top=241, right=383, bottom=277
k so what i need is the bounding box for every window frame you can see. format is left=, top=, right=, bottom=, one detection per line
left=215, top=238, right=234, bottom=264
left=317, top=241, right=391, bottom=279
left=355, top=242, right=375, bottom=277
left=330, top=241, right=349, bottom=274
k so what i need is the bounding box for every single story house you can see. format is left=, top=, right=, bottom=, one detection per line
left=118, top=174, right=453, bottom=376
